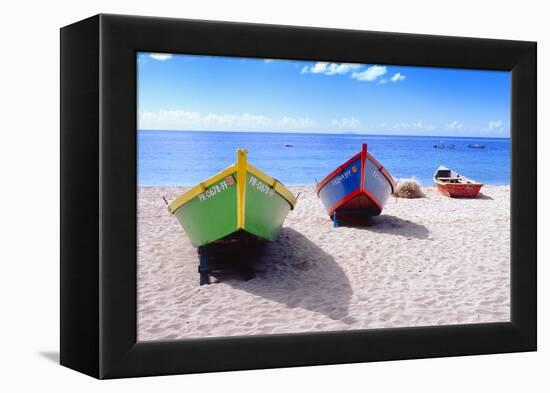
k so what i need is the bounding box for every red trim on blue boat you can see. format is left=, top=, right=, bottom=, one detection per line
left=360, top=143, right=367, bottom=192
left=315, top=152, right=361, bottom=194
left=327, top=189, right=383, bottom=216
left=365, top=152, right=397, bottom=191
left=327, top=188, right=362, bottom=215
left=361, top=188, right=383, bottom=213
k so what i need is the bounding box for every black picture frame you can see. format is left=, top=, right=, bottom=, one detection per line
left=60, top=14, right=537, bottom=379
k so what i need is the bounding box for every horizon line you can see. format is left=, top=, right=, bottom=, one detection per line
left=137, top=129, right=511, bottom=139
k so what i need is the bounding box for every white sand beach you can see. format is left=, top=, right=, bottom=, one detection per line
left=137, top=185, right=510, bottom=341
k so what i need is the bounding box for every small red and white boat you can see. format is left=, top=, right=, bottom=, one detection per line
left=433, top=166, right=483, bottom=198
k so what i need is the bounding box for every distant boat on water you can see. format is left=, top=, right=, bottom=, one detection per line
left=434, top=166, right=483, bottom=198
left=433, top=142, right=455, bottom=149
left=284, top=144, right=294, bottom=147
left=468, top=143, right=486, bottom=149
left=316, top=144, right=396, bottom=224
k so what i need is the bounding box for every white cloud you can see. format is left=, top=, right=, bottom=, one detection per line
left=414, top=120, right=434, bottom=130
left=444, top=120, right=508, bottom=136
left=138, top=109, right=316, bottom=132
left=351, top=65, right=387, bottom=82
left=488, top=120, right=503, bottom=130
left=412, top=120, right=435, bottom=130
left=480, top=120, right=506, bottom=134
left=331, top=117, right=361, bottom=129
left=310, top=62, right=329, bottom=73
left=278, top=116, right=316, bottom=129
left=149, top=53, right=173, bottom=61
left=302, top=62, right=362, bottom=75
left=390, top=73, right=406, bottom=82
left=326, top=63, right=362, bottom=75
left=392, top=120, right=434, bottom=131
left=446, top=121, right=463, bottom=130
left=394, top=122, right=409, bottom=129
left=301, top=63, right=406, bottom=85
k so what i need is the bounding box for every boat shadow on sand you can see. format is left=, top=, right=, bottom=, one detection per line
left=476, top=192, right=493, bottom=200
left=209, top=227, right=355, bottom=323
left=336, top=214, right=430, bottom=240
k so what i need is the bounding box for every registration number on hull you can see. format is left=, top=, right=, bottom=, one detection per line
left=249, top=176, right=275, bottom=197
left=198, top=176, right=233, bottom=202
left=331, top=169, right=353, bottom=186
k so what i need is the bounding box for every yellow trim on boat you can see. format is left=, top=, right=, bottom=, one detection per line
left=167, top=149, right=297, bottom=215
left=167, top=164, right=237, bottom=214
left=236, top=149, right=247, bottom=229
left=247, top=164, right=297, bottom=209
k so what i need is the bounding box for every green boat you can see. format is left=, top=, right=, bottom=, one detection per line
left=168, top=149, right=297, bottom=247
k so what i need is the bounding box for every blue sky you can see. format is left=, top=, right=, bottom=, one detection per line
left=137, top=52, right=510, bottom=137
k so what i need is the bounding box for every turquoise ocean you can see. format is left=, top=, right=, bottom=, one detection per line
left=138, top=130, right=510, bottom=186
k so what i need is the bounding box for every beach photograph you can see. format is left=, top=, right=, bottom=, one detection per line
left=137, top=53, right=510, bottom=341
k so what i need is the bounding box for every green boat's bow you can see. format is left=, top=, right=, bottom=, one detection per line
left=168, top=149, right=297, bottom=247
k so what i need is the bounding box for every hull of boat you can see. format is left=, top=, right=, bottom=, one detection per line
left=169, top=150, right=296, bottom=247
left=172, top=172, right=239, bottom=246
left=436, top=182, right=483, bottom=198
left=317, top=155, right=362, bottom=214
left=243, top=172, right=292, bottom=241
left=433, top=166, right=483, bottom=198
left=316, top=144, right=395, bottom=218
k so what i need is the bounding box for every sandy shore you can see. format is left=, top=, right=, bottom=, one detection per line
left=137, top=185, right=510, bottom=341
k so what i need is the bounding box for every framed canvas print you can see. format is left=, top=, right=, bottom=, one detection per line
left=60, top=14, right=536, bottom=379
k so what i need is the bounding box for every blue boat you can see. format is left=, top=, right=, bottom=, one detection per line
left=316, top=144, right=396, bottom=224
